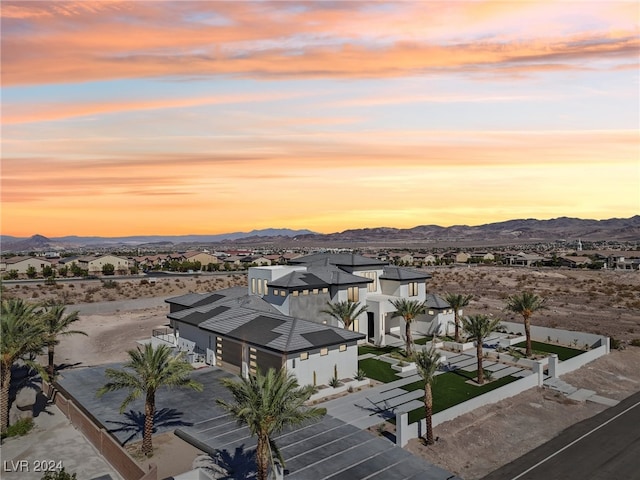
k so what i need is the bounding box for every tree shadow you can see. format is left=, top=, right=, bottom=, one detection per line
left=195, top=445, right=258, bottom=480
left=54, top=362, right=83, bottom=374
left=9, top=364, right=55, bottom=418
left=106, top=408, right=194, bottom=445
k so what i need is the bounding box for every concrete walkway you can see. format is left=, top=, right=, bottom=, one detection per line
left=1, top=405, right=121, bottom=480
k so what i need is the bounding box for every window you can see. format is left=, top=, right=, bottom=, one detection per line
left=320, top=348, right=328, bottom=356
left=322, top=288, right=329, bottom=294
left=300, top=352, right=308, bottom=361
left=302, top=289, right=309, bottom=295
left=273, top=289, right=278, bottom=296
left=292, top=290, right=299, bottom=296
left=251, top=278, right=256, bottom=294
left=362, top=271, right=378, bottom=292
left=312, top=288, right=318, bottom=295
left=280, top=290, right=286, bottom=297
left=263, top=279, right=268, bottom=294
left=347, top=286, right=359, bottom=302
left=428, top=310, right=434, bottom=315
left=351, top=319, right=359, bottom=331
left=408, top=282, right=418, bottom=297
left=339, top=344, right=347, bottom=352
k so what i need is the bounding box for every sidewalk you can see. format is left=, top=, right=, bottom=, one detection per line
left=1, top=405, right=121, bottom=480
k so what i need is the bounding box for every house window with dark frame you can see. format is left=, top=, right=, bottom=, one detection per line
left=408, top=281, right=418, bottom=296
left=300, top=352, right=308, bottom=360
left=320, top=348, right=328, bottom=356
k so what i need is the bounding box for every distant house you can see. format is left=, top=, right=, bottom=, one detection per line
left=441, top=252, right=470, bottom=264
left=241, top=255, right=272, bottom=266
left=504, top=252, right=545, bottom=267
left=184, top=251, right=219, bottom=267
left=558, top=256, right=592, bottom=268
left=78, top=254, right=131, bottom=274
left=469, top=252, right=495, bottom=262
left=165, top=287, right=363, bottom=386
left=0, top=256, right=53, bottom=276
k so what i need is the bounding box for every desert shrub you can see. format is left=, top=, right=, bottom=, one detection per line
left=328, top=376, right=342, bottom=388
left=354, top=369, right=367, bottom=381
left=42, top=468, right=77, bottom=480
left=102, top=280, right=118, bottom=289
left=629, top=339, right=640, bottom=348
left=1, top=417, right=34, bottom=439
left=610, top=337, right=622, bottom=350
left=140, top=279, right=149, bottom=285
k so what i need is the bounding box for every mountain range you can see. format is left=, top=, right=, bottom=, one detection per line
left=1, top=216, right=639, bottom=252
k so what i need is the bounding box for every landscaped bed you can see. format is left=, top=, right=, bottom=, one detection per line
left=395, top=371, right=518, bottom=424
left=513, top=340, right=584, bottom=360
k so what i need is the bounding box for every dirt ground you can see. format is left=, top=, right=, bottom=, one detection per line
left=7, top=267, right=640, bottom=478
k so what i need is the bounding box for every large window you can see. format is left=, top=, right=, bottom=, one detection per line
left=362, top=271, right=378, bottom=292
left=347, top=286, right=359, bottom=302
left=408, top=281, right=419, bottom=297
left=251, top=278, right=256, bottom=294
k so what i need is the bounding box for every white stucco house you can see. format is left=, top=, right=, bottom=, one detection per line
left=164, top=287, right=363, bottom=386
left=248, top=253, right=454, bottom=346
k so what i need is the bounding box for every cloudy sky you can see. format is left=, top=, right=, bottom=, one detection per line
left=2, top=1, right=638, bottom=237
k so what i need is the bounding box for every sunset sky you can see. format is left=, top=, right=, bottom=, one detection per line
left=2, top=1, right=639, bottom=237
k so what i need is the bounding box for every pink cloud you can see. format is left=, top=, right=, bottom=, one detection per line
left=2, top=1, right=637, bottom=86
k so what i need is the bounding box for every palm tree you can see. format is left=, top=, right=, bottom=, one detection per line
left=42, top=303, right=86, bottom=377
left=444, top=293, right=474, bottom=343
left=461, top=314, right=502, bottom=385
left=1, top=299, right=49, bottom=434
left=97, top=343, right=203, bottom=456
left=390, top=298, right=426, bottom=356
left=217, top=367, right=326, bottom=480
left=413, top=346, right=441, bottom=445
left=505, top=292, right=547, bottom=357
left=321, top=300, right=368, bottom=331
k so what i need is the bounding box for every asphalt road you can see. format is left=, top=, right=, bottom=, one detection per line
left=482, top=390, right=640, bottom=480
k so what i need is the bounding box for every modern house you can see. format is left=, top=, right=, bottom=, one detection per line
left=247, top=253, right=454, bottom=346
left=164, top=287, right=363, bottom=385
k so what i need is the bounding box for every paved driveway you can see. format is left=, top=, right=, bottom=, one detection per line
left=58, top=366, right=460, bottom=480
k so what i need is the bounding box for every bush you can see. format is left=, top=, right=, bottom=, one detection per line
left=328, top=376, right=342, bottom=388
left=1, top=417, right=34, bottom=439
left=42, top=468, right=77, bottom=480
left=610, top=337, right=622, bottom=350
left=354, top=369, right=367, bottom=381
left=629, top=339, right=640, bottom=348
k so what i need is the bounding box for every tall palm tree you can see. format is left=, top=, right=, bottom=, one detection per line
left=321, top=300, right=368, bottom=331
left=97, top=344, right=203, bottom=456
left=42, top=303, right=86, bottom=377
left=444, top=293, right=474, bottom=343
left=461, top=314, right=502, bottom=385
left=217, top=367, right=326, bottom=480
left=413, top=346, right=441, bottom=445
left=505, top=292, right=547, bottom=357
left=1, top=299, right=49, bottom=434
left=390, top=298, right=426, bottom=356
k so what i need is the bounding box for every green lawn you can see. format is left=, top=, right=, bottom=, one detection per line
left=358, top=358, right=399, bottom=383
left=358, top=344, right=398, bottom=356
left=513, top=341, right=583, bottom=360
left=398, top=371, right=518, bottom=424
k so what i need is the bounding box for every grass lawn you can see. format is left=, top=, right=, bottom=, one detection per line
left=358, top=358, right=399, bottom=383
left=513, top=341, right=583, bottom=360
left=398, top=371, right=518, bottom=424
left=358, top=344, right=398, bottom=356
